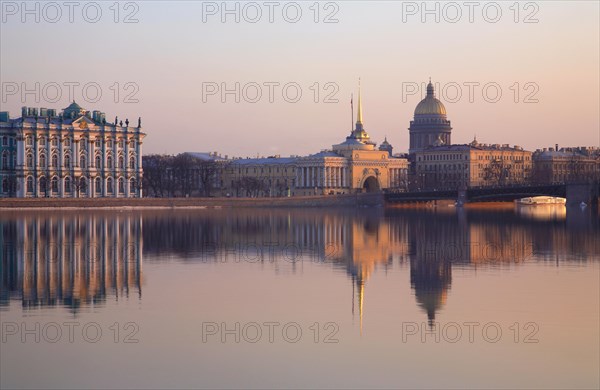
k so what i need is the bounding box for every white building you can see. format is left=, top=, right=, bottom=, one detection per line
left=0, top=102, right=146, bottom=198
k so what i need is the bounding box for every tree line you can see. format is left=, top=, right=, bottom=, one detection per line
left=142, top=154, right=220, bottom=197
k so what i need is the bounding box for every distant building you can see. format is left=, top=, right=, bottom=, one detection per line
left=218, top=84, right=408, bottom=197
left=532, top=146, right=600, bottom=184
left=412, top=138, right=533, bottom=190
left=0, top=102, right=146, bottom=198
left=406, top=79, right=536, bottom=190
left=378, top=137, right=393, bottom=156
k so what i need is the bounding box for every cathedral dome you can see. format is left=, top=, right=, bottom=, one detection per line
left=414, top=81, right=446, bottom=116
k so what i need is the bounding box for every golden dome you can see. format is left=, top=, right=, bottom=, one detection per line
left=414, top=81, right=447, bottom=116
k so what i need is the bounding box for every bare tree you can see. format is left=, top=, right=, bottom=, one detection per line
left=484, top=159, right=510, bottom=186
left=172, top=153, right=196, bottom=197
left=72, top=176, right=87, bottom=197
left=4, top=175, right=18, bottom=197
left=142, top=155, right=174, bottom=197
left=239, top=177, right=267, bottom=197
left=196, top=159, right=222, bottom=197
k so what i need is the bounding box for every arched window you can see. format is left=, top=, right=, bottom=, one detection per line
left=39, top=177, right=47, bottom=195
left=64, top=154, right=71, bottom=168
left=118, top=177, right=125, bottom=193
left=80, top=177, right=87, bottom=192
left=95, top=177, right=101, bottom=193
left=1, top=152, right=7, bottom=168
left=95, top=155, right=102, bottom=169
left=1, top=179, right=7, bottom=193
left=26, top=176, right=33, bottom=193
left=118, top=156, right=124, bottom=169
left=130, top=178, right=136, bottom=194
left=107, top=156, right=113, bottom=169
left=107, top=177, right=113, bottom=193
left=51, top=176, right=58, bottom=193
left=64, top=177, right=72, bottom=193
left=129, top=156, right=136, bottom=169
left=2, top=136, right=7, bottom=146
left=51, top=154, right=58, bottom=167
left=39, top=154, right=46, bottom=168
left=26, top=154, right=33, bottom=168
left=80, top=155, right=86, bottom=168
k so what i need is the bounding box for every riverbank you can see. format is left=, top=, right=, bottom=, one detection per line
left=0, top=193, right=384, bottom=209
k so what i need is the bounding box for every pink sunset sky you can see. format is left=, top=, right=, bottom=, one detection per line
left=1, top=1, right=598, bottom=156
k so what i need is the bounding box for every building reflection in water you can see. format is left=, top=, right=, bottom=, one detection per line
left=1, top=207, right=598, bottom=325
left=1, top=213, right=143, bottom=313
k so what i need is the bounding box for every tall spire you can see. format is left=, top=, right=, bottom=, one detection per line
left=356, top=78, right=363, bottom=126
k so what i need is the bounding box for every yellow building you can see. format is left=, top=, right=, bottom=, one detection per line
left=220, top=85, right=409, bottom=197
left=413, top=138, right=533, bottom=190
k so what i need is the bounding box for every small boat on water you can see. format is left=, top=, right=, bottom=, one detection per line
left=515, top=196, right=566, bottom=205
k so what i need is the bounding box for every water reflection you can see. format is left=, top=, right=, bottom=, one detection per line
left=1, top=213, right=143, bottom=313
left=1, top=207, right=598, bottom=324
left=516, top=204, right=567, bottom=221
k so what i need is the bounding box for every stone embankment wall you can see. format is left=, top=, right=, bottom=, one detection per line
left=0, top=193, right=384, bottom=209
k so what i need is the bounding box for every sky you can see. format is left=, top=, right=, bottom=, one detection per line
left=1, top=1, right=599, bottom=157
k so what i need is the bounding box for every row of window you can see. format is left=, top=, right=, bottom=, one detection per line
left=234, top=167, right=292, bottom=174
left=24, top=176, right=138, bottom=195
left=25, top=154, right=137, bottom=169
left=477, top=155, right=531, bottom=161
left=419, top=154, right=531, bottom=162
left=419, top=164, right=469, bottom=171
left=421, top=154, right=468, bottom=161
left=25, top=136, right=136, bottom=149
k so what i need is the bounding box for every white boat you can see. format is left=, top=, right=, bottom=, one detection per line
left=515, top=196, right=566, bottom=205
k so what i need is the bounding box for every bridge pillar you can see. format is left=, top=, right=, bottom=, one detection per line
left=566, top=183, right=599, bottom=209
left=457, top=189, right=467, bottom=206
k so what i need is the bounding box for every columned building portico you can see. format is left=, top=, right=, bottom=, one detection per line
left=0, top=102, right=146, bottom=198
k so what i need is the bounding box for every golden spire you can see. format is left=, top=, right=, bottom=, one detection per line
left=356, top=78, right=363, bottom=126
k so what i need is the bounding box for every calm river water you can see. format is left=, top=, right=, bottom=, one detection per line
left=1, top=205, right=599, bottom=389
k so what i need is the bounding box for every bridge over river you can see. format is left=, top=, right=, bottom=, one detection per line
left=385, top=182, right=600, bottom=208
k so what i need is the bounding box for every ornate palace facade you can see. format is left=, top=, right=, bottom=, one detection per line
left=0, top=102, right=145, bottom=198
